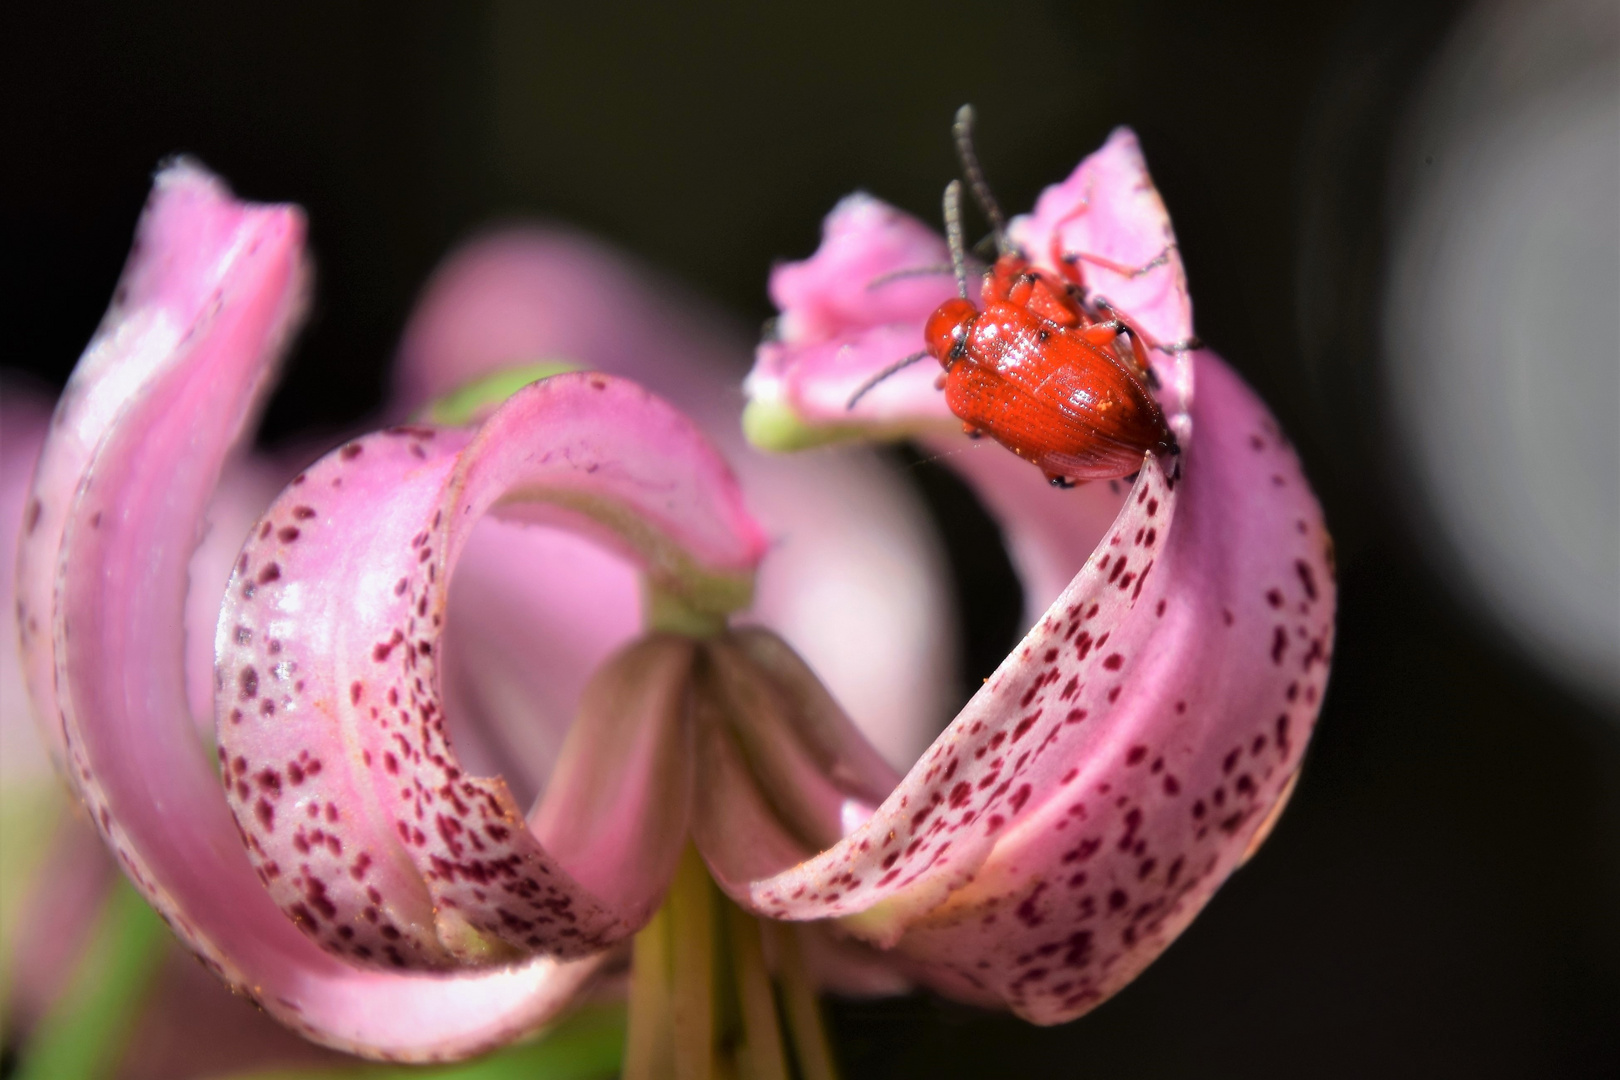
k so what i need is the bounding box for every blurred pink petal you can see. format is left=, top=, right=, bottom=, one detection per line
left=2, top=385, right=52, bottom=782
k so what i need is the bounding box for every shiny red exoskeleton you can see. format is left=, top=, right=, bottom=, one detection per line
left=925, top=251, right=1176, bottom=486
left=847, top=107, right=1181, bottom=487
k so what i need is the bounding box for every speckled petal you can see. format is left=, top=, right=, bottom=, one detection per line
left=734, top=127, right=1332, bottom=1023
left=893, top=353, right=1333, bottom=1022
left=393, top=227, right=958, bottom=775
left=217, top=373, right=765, bottom=968
left=738, top=454, right=1179, bottom=932
left=18, top=162, right=605, bottom=1062
left=729, top=352, right=1333, bottom=1024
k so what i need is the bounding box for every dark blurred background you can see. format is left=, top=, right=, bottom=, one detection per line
left=2, top=2, right=1616, bottom=1077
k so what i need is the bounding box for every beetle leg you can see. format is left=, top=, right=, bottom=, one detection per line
left=1045, top=473, right=1078, bottom=489
left=1077, top=320, right=1125, bottom=348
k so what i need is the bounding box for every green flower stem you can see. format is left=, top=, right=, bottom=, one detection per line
left=14, top=878, right=166, bottom=1080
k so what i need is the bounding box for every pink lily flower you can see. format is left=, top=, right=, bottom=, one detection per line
left=740, top=127, right=1337, bottom=1021
left=12, top=120, right=1334, bottom=1071
left=11, top=159, right=939, bottom=1067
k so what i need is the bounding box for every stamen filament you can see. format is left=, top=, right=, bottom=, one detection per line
left=765, top=922, right=841, bottom=1080
left=724, top=902, right=788, bottom=1080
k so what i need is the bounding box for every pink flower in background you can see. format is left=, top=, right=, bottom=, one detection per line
left=11, top=123, right=1333, bottom=1071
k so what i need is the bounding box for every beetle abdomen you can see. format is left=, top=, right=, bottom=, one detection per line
left=947, top=303, right=1170, bottom=481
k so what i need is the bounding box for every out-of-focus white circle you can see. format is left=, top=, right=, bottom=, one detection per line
left=1385, top=0, right=1619, bottom=711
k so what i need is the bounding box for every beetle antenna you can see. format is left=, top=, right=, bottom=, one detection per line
left=953, top=105, right=1009, bottom=254
left=944, top=180, right=970, bottom=301
left=846, top=350, right=930, bottom=410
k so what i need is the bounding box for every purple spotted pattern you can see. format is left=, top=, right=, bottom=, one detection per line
left=217, top=373, right=766, bottom=969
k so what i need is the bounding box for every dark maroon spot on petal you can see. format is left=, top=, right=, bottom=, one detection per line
left=277, top=526, right=300, bottom=543
left=1012, top=712, right=1040, bottom=741
left=1009, top=784, right=1033, bottom=813
left=341, top=443, right=363, bottom=460
left=258, top=563, right=281, bottom=585
left=1103, top=653, right=1124, bottom=671
left=1066, top=708, right=1087, bottom=724
left=1126, top=745, right=1147, bottom=766
left=25, top=499, right=41, bottom=534
left=1271, top=626, right=1288, bottom=664
left=239, top=667, right=259, bottom=700
left=1295, top=559, right=1318, bottom=601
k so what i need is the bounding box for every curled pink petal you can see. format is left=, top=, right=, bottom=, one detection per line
left=740, top=455, right=1182, bottom=930
left=17, top=162, right=612, bottom=1061
left=217, top=374, right=765, bottom=967
left=769, top=192, right=960, bottom=345
left=739, top=353, right=1333, bottom=1024
left=894, top=353, right=1333, bottom=1021
left=737, top=127, right=1334, bottom=1024
left=396, top=227, right=957, bottom=773
left=439, top=520, right=642, bottom=804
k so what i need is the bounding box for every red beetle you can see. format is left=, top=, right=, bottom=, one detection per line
left=850, top=108, right=1180, bottom=488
